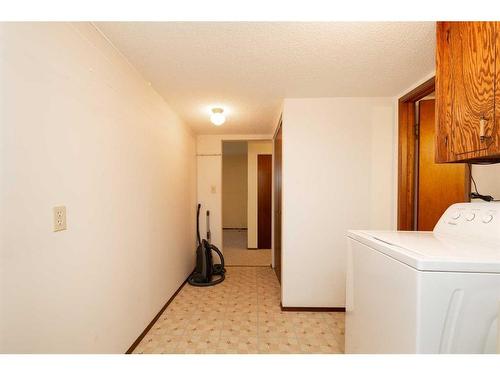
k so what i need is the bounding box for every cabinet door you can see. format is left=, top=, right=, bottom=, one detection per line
left=450, top=22, right=497, bottom=159
left=495, top=22, right=500, bottom=156
left=435, top=22, right=453, bottom=162
left=436, top=22, right=499, bottom=162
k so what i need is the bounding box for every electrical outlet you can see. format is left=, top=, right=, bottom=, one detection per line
left=53, top=206, right=67, bottom=232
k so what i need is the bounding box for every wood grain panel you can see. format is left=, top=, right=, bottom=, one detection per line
left=450, top=22, right=496, bottom=159
left=397, top=101, right=416, bottom=230
left=418, top=100, right=468, bottom=230
left=436, top=22, right=500, bottom=163
left=494, top=21, right=500, bottom=156
left=435, top=22, right=453, bottom=163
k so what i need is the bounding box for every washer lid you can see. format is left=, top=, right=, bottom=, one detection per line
left=348, top=230, right=500, bottom=273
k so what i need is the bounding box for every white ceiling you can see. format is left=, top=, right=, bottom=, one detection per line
left=95, top=22, right=435, bottom=135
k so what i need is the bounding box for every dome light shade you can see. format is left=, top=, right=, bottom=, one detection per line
left=210, top=107, right=225, bottom=126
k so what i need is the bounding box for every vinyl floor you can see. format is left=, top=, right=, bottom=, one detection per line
left=133, top=266, right=344, bottom=354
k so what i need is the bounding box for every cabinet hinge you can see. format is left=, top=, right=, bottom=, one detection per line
left=414, top=122, right=419, bottom=138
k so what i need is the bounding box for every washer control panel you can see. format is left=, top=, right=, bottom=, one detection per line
left=435, top=202, right=500, bottom=242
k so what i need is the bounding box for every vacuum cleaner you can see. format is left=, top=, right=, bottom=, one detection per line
left=188, top=204, right=226, bottom=287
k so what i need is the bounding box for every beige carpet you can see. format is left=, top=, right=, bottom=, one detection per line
left=223, top=229, right=271, bottom=266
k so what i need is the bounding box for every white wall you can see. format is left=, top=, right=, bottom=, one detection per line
left=472, top=164, right=500, bottom=200
left=247, top=141, right=273, bottom=248
left=197, top=134, right=272, bottom=251
left=222, top=153, right=248, bottom=228
left=0, top=23, right=196, bottom=353
left=281, top=97, right=394, bottom=308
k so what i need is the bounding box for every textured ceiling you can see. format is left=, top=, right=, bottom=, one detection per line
left=95, top=22, right=435, bottom=135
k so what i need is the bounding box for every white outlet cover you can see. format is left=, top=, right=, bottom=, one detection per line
left=53, top=206, right=67, bottom=232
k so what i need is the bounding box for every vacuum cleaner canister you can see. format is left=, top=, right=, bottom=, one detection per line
left=188, top=204, right=225, bottom=287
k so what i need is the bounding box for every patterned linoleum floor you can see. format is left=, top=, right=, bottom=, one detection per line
left=223, top=229, right=272, bottom=266
left=133, top=266, right=344, bottom=354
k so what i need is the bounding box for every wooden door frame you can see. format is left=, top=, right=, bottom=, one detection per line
left=398, top=78, right=435, bottom=230
left=257, top=154, right=272, bottom=249
left=397, top=76, right=470, bottom=230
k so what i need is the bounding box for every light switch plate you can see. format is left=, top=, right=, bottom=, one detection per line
left=53, top=206, right=67, bottom=232
left=211, top=185, right=217, bottom=194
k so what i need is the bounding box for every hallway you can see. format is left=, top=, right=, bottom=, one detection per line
left=133, top=266, right=344, bottom=354
left=223, top=229, right=272, bottom=266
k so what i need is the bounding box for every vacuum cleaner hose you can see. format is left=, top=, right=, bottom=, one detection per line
left=196, top=204, right=201, bottom=246
left=210, top=245, right=225, bottom=275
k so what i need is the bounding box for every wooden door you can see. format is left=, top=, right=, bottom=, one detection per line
left=418, top=99, right=469, bottom=230
left=273, top=123, right=282, bottom=282
left=258, top=154, right=272, bottom=249
left=436, top=22, right=499, bottom=162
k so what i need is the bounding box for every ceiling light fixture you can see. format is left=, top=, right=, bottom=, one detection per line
left=210, top=107, right=226, bottom=126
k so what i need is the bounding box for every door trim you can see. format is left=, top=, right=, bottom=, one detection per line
left=397, top=76, right=470, bottom=230
left=398, top=78, right=435, bottom=230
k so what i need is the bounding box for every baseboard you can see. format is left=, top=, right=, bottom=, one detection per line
left=280, top=303, right=346, bottom=312
left=226, top=264, right=271, bottom=268
left=223, top=227, right=248, bottom=230
left=125, top=270, right=193, bottom=354
left=246, top=247, right=258, bottom=250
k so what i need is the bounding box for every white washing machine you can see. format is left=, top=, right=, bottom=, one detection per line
left=345, top=202, right=500, bottom=354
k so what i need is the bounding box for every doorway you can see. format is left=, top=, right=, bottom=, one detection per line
left=398, top=78, right=470, bottom=230
left=222, top=141, right=248, bottom=252
left=222, top=140, right=273, bottom=266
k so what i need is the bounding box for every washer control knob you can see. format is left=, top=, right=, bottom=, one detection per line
left=451, top=211, right=461, bottom=220
left=482, top=214, right=494, bottom=224
left=465, top=213, right=476, bottom=222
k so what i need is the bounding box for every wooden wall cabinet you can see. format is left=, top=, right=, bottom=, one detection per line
left=436, top=22, right=500, bottom=163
